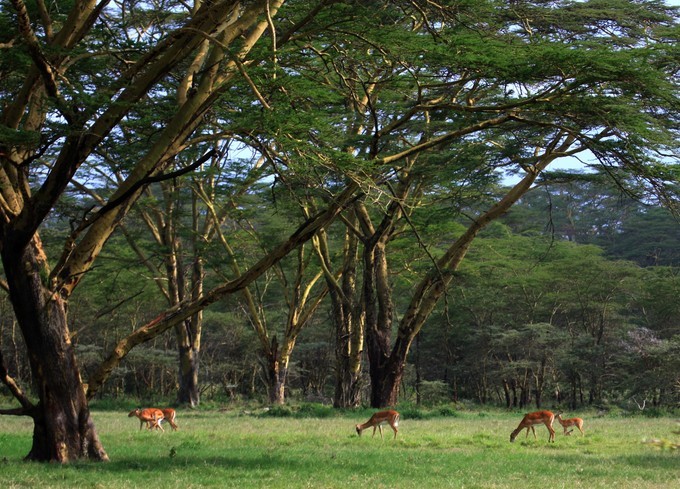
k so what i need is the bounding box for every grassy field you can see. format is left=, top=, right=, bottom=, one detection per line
left=0, top=408, right=678, bottom=489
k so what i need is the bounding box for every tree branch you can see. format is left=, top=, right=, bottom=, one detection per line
left=85, top=181, right=361, bottom=399
left=0, top=349, right=34, bottom=413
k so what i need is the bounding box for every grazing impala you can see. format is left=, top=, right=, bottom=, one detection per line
left=356, top=410, right=400, bottom=440
left=556, top=412, right=584, bottom=436
left=128, top=408, right=165, bottom=432
left=510, top=410, right=555, bottom=443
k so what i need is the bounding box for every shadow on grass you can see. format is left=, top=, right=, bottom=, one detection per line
left=55, top=450, right=299, bottom=472
left=38, top=448, right=368, bottom=477
left=620, top=453, right=680, bottom=469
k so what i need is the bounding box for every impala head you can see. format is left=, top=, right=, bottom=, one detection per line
left=355, top=424, right=362, bottom=436
left=510, top=430, right=518, bottom=443
left=128, top=408, right=141, bottom=417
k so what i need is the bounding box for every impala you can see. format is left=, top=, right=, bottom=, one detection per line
left=510, top=410, right=555, bottom=443
left=128, top=408, right=164, bottom=432
left=556, top=412, right=584, bottom=436
left=355, top=410, right=400, bottom=440
left=149, top=408, right=179, bottom=431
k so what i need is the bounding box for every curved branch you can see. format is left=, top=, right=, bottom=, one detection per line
left=11, top=0, right=59, bottom=99
left=49, top=149, right=216, bottom=292
left=0, top=350, right=34, bottom=413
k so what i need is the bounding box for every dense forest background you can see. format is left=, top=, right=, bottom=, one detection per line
left=2, top=173, right=677, bottom=410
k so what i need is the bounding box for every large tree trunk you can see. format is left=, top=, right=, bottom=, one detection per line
left=175, top=214, right=205, bottom=407
left=264, top=337, right=291, bottom=405
left=314, top=222, right=364, bottom=408
left=270, top=364, right=288, bottom=406
left=331, top=285, right=363, bottom=408
left=332, top=303, right=363, bottom=408
left=2, top=237, right=108, bottom=462
left=177, top=334, right=201, bottom=407
left=364, top=239, right=396, bottom=408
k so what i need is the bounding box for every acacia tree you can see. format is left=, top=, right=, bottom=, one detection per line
left=213, top=188, right=331, bottom=405
left=267, top=0, right=679, bottom=407
left=0, top=0, right=334, bottom=462
left=115, top=142, right=272, bottom=407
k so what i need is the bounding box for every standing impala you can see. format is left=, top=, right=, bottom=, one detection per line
left=556, top=412, right=584, bottom=436
left=149, top=408, right=179, bottom=431
left=128, top=408, right=165, bottom=432
left=356, top=410, right=400, bottom=440
left=510, top=410, right=555, bottom=443
left=160, top=408, right=179, bottom=430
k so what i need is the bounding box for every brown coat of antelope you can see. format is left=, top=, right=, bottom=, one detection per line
left=128, top=408, right=165, bottom=432
left=556, top=412, right=584, bottom=436
left=149, top=408, right=179, bottom=431
left=355, top=410, right=400, bottom=440
left=509, top=410, right=555, bottom=443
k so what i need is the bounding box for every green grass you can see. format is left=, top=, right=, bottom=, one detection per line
left=0, top=410, right=678, bottom=488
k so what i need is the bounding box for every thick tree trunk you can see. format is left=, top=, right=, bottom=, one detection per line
left=177, top=342, right=200, bottom=407
left=270, top=365, right=288, bottom=405
left=312, top=222, right=363, bottom=408
left=333, top=293, right=364, bottom=408
left=357, top=213, right=404, bottom=408
left=2, top=238, right=108, bottom=462
left=332, top=292, right=363, bottom=408
left=369, top=354, right=405, bottom=407
left=341, top=299, right=364, bottom=406
left=364, top=239, right=396, bottom=408
left=265, top=338, right=290, bottom=405
left=318, top=223, right=363, bottom=409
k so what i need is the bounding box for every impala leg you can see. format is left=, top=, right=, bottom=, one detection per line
left=378, top=424, right=384, bottom=440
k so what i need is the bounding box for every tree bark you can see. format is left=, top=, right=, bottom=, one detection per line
left=265, top=339, right=290, bottom=405
left=177, top=340, right=201, bottom=407
left=1, top=237, right=108, bottom=462
left=364, top=238, right=397, bottom=407
left=314, top=222, right=364, bottom=408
